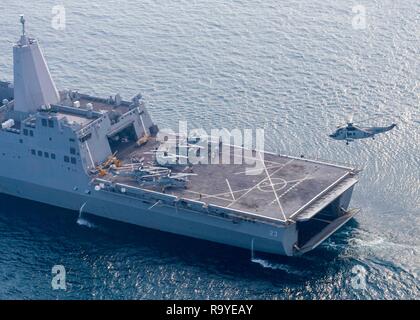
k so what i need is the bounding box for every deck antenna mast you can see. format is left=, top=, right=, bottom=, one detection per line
left=20, top=14, right=25, bottom=36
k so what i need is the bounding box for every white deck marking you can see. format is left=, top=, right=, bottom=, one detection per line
left=257, top=178, right=287, bottom=193
left=233, top=163, right=288, bottom=175
left=225, top=178, right=236, bottom=200
left=186, top=165, right=292, bottom=204
left=226, top=158, right=294, bottom=211
left=258, top=151, right=287, bottom=221
left=186, top=190, right=236, bottom=202
left=278, top=175, right=311, bottom=199
left=269, top=175, right=310, bottom=205
left=185, top=186, right=254, bottom=201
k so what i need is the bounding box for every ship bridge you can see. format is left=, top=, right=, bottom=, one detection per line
left=0, top=16, right=157, bottom=171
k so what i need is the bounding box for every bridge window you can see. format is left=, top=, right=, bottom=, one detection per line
left=48, top=120, right=54, bottom=128
left=41, top=119, right=48, bottom=127
left=64, top=156, right=70, bottom=163
left=51, top=153, right=56, bottom=160
left=70, top=147, right=76, bottom=155
left=44, top=152, right=49, bottom=158
left=29, top=130, right=34, bottom=137
left=37, top=150, right=42, bottom=157
left=31, top=149, right=36, bottom=155
left=71, top=157, right=77, bottom=164
left=23, top=129, right=28, bottom=136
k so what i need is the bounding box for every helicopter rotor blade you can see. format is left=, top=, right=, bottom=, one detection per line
left=334, top=111, right=354, bottom=128
left=336, top=112, right=384, bottom=128
left=355, top=114, right=384, bottom=125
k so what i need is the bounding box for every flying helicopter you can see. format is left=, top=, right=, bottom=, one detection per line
left=329, top=114, right=397, bottom=145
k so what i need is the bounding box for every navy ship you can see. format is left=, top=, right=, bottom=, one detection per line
left=0, top=17, right=360, bottom=256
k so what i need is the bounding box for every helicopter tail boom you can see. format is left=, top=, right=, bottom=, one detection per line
left=366, top=123, right=397, bottom=135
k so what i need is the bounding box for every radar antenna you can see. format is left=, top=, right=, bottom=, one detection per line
left=20, top=14, right=26, bottom=36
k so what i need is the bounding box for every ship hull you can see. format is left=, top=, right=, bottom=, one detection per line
left=0, top=176, right=357, bottom=256
left=0, top=176, right=298, bottom=256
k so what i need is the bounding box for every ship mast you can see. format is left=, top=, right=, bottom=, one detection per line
left=13, top=15, right=60, bottom=114
left=20, top=14, right=25, bottom=36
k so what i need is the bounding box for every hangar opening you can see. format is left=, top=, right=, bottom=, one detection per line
left=107, top=122, right=138, bottom=154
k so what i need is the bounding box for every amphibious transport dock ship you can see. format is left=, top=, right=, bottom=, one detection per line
left=0, top=18, right=360, bottom=256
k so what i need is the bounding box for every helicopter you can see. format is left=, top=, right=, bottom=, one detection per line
left=329, top=114, right=397, bottom=145
left=137, top=172, right=197, bottom=191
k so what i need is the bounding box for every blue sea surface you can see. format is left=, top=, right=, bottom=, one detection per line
left=0, top=0, right=419, bottom=299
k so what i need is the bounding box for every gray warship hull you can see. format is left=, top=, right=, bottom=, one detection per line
left=0, top=174, right=357, bottom=256
left=0, top=21, right=360, bottom=257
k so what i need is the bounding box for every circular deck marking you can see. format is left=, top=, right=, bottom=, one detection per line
left=257, top=178, right=287, bottom=192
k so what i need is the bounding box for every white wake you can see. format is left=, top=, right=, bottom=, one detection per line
left=76, top=202, right=96, bottom=228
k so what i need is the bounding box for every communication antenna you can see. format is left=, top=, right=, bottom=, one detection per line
left=20, top=14, right=26, bottom=36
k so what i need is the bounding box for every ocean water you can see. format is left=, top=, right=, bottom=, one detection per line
left=0, top=0, right=419, bottom=299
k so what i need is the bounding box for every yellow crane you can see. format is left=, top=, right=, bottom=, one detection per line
left=96, top=151, right=122, bottom=177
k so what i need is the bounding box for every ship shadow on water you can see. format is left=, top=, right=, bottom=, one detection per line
left=0, top=193, right=360, bottom=286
